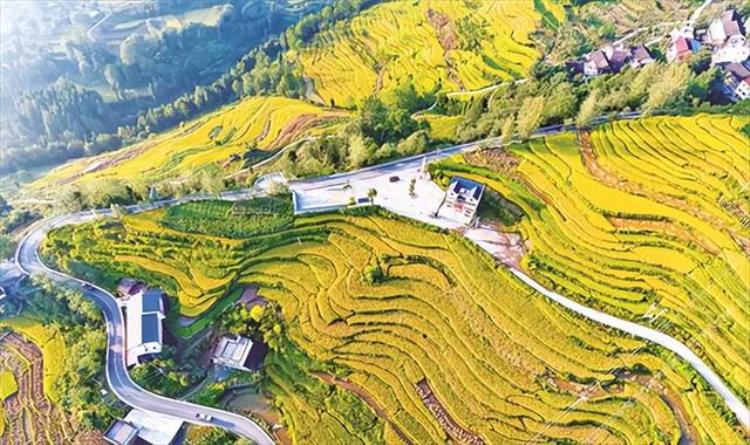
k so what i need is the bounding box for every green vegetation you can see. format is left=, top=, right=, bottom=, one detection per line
left=433, top=114, right=750, bottom=429
left=2, top=0, right=337, bottom=177
left=0, top=372, right=17, bottom=401
left=163, top=198, right=293, bottom=238
left=0, top=275, right=121, bottom=441
left=28, top=96, right=348, bottom=202
left=43, top=200, right=746, bottom=443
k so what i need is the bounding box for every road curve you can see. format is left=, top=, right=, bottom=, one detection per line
left=13, top=112, right=748, bottom=435
left=510, top=269, right=750, bottom=428
left=15, top=211, right=275, bottom=445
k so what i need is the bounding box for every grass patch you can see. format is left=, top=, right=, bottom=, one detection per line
left=0, top=372, right=18, bottom=401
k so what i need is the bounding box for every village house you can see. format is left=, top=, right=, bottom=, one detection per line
left=667, top=26, right=700, bottom=62
left=105, top=409, right=183, bottom=445
left=117, top=279, right=166, bottom=366
left=708, top=10, right=745, bottom=46
left=584, top=49, right=611, bottom=76
left=630, top=45, right=655, bottom=68
left=574, top=44, right=651, bottom=77
left=712, top=34, right=750, bottom=65
left=212, top=335, right=268, bottom=371
left=438, top=176, right=485, bottom=225
left=722, top=61, right=750, bottom=101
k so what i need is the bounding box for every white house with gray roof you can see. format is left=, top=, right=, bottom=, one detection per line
left=119, top=280, right=165, bottom=366
left=438, top=176, right=485, bottom=225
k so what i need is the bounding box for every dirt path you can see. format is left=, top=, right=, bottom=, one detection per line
left=415, top=379, right=483, bottom=445
left=0, top=332, right=99, bottom=445
left=313, top=372, right=413, bottom=445
left=426, top=9, right=465, bottom=92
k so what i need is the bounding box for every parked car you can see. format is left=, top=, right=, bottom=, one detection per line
left=389, top=176, right=400, bottom=182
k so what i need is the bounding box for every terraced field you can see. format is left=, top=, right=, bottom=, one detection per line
left=44, top=202, right=747, bottom=443
left=0, top=330, right=75, bottom=444
left=434, top=114, right=750, bottom=431
left=289, top=0, right=561, bottom=108
left=27, top=96, right=348, bottom=196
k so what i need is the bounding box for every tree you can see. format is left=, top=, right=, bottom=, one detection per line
left=200, top=170, right=225, bottom=196
left=0, top=234, right=15, bottom=260
left=103, top=64, right=125, bottom=100
left=576, top=91, right=600, bottom=128
left=516, top=96, right=545, bottom=139
left=544, top=82, right=578, bottom=123
left=347, top=134, right=374, bottom=168
left=367, top=188, right=378, bottom=204
left=500, top=115, right=515, bottom=145
left=644, top=63, right=691, bottom=113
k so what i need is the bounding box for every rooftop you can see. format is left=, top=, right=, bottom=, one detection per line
left=449, top=177, right=485, bottom=201
left=141, top=289, right=163, bottom=313
left=213, top=335, right=268, bottom=370
left=632, top=45, right=652, bottom=62
left=141, top=313, right=161, bottom=344
left=123, top=409, right=183, bottom=445
left=104, top=420, right=139, bottom=445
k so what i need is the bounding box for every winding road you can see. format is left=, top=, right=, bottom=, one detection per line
left=15, top=208, right=274, bottom=445
left=12, top=113, right=749, bottom=441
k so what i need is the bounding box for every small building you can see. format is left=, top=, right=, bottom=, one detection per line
left=735, top=77, right=750, bottom=100
left=584, top=50, right=611, bottom=76
left=117, top=279, right=144, bottom=299
left=722, top=61, right=750, bottom=101
left=213, top=335, right=268, bottom=371
left=104, top=420, right=139, bottom=445
left=712, top=34, right=750, bottom=65
left=708, top=10, right=745, bottom=45
left=606, top=46, right=631, bottom=73
left=630, top=45, right=655, bottom=68
left=439, top=176, right=485, bottom=225
left=106, top=409, right=183, bottom=445
left=122, top=285, right=166, bottom=366
left=667, top=36, right=699, bottom=62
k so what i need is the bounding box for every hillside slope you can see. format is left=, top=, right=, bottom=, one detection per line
left=434, top=113, right=750, bottom=414
left=27, top=97, right=348, bottom=196
left=43, top=205, right=747, bottom=444
left=288, top=0, right=563, bottom=108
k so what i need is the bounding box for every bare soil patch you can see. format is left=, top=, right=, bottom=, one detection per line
left=314, top=372, right=413, bottom=445
left=426, top=9, right=465, bottom=91
left=415, top=378, right=483, bottom=445
left=0, top=332, right=101, bottom=445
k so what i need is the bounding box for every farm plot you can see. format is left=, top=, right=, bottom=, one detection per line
left=43, top=203, right=747, bottom=444
left=26, top=96, right=347, bottom=196
left=434, top=114, right=750, bottom=423
left=0, top=331, right=76, bottom=445
left=288, top=0, right=548, bottom=108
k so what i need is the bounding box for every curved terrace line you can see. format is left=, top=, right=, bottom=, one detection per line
left=13, top=115, right=749, bottom=439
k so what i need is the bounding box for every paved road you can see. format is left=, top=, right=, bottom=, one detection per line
left=15, top=210, right=275, bottom=445
left=290, top=111, right=641, bottom=191
left=13, top=110, right=748, bottom=435
left=511, top=269, right=750, bottom=428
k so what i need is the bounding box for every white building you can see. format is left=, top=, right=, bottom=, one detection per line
left=735, top=77, right=750, bottom=100
left=105, top=409, right=183, bottom=445
left=708, top=10, right=744, bottom=46
left=213, top=335, right=267, bottom=371
left=121, top=284, right=165, bottom=366
left=712, top=35, right=750, bottom=65
left=438, top=176, right=485, bottom=225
